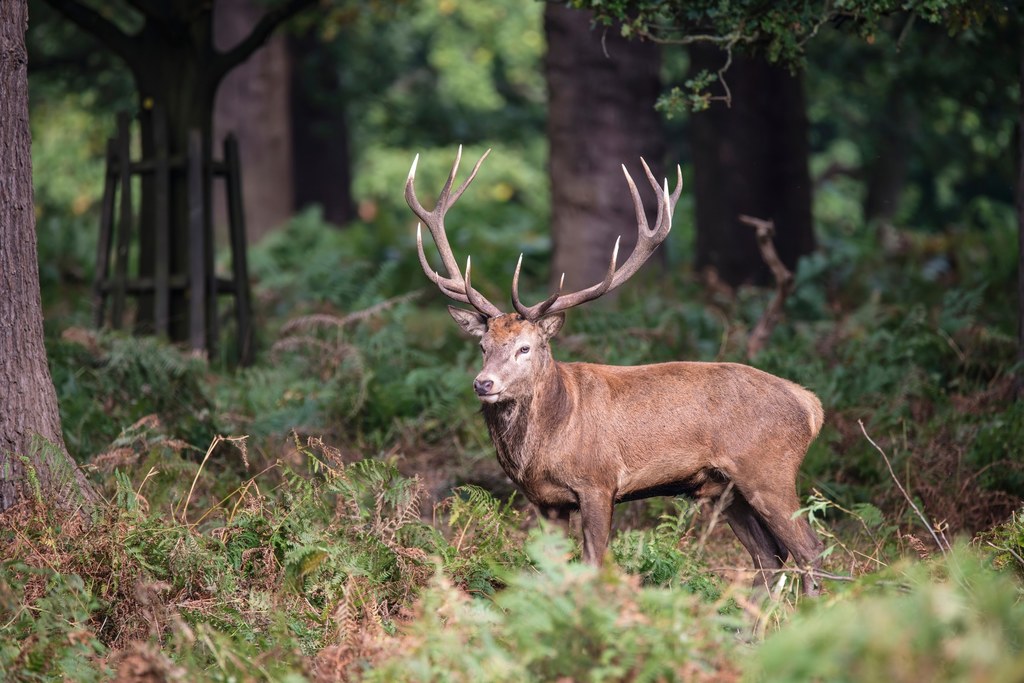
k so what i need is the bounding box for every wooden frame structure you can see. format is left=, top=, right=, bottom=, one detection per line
left=93, top=108, right=254, bottom=365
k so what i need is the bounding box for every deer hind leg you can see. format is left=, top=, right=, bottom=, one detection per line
left=723, top=492, right=787, bottom=596
left=740, top=486, right=823, bottom=597
left=577, top=490, right=615, bottom=566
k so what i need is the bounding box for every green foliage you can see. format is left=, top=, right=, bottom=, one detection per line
left=575, top=0, right=1001, bottom=69
left=752, top=545, right=1024, bottom=682
left=977, top=510, right=1024, bottom=577
left=48, top=331, right=215, bottom=459
left=0, top=562, right=109, bottom=682
left=366, top=532, right=744, bottom=683
left=329, top=0, right=546, bottom=149
left=437, top=485, right=529, bottom=593
left=610, top=499, right=722, bottom=599
left=969, top=401, right=1024, bottom=496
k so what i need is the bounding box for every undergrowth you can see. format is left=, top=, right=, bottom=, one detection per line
left=12, top=166, right=1022, bottom=681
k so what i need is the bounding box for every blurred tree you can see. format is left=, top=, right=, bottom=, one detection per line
left=544, top=2, right=665, bottom=293
left=689, top=45, right=813, bottom=286
left=214, top=0, right=295, bottom=243
left=1018, top=19, right=1023, bottom=397
left=39, top=0, right=319, bottom=340
left=805, top=14, right=1017, bottom=232
left=289, top=21, right=357, bottom=226
left=1, top=0, right=97, bottom=517
left=571, top=0, right=1006, bottom=286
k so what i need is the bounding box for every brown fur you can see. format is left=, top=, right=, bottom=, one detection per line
left=452, top=311, right=825, bottom=595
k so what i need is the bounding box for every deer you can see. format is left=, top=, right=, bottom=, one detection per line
left=405, top=147, right=825, bottom=596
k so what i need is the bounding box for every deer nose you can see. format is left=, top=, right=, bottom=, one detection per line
left=474, top=378, right=494, bottom=396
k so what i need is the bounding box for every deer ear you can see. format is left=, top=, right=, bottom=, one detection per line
left=448, top=306, right=489, bottom=337
left=537, top=313, right=565, bottom=340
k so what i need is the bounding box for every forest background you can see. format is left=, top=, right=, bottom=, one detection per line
left=2, top=0, right=1024, bottom=680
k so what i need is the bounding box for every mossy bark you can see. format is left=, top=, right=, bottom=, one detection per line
left=0, top=0, right=99, bottom=517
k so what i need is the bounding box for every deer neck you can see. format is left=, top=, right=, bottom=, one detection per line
left=482, top=360, right=571, bottom=483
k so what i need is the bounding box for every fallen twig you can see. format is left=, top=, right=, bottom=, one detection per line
left=858, top=419, right=950, bottom=554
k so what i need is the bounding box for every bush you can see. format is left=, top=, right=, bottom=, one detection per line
left=366, top=532, right=744, bottom=683
left=752, top=545, right=1024, bottom=682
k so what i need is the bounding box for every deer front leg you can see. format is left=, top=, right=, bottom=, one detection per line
left=577, top=490, right=614, bottom=565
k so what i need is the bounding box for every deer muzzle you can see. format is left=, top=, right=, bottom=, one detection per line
left=473, top=376, right=502, bottom=402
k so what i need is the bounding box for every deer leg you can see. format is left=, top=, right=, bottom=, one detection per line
left=577, top=490, right=614, bottom=566
left=723, top=492, right=786, bottom=595
left=539, top=505, right=579, bottom=539
left=740, top=487, right=823, bottom=596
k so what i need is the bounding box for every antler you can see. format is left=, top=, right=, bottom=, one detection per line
left=406, top=146, right=504, bottom=318
left=512, top=159, right=683, bottom=321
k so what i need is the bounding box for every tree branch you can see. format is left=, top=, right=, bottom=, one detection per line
left=123, top=0, right=163, bottom=21
left=40, top=0, right=138, bottom=62
left=740, top=215, right=794, bottom=359
left=213, top=0, right=318, bottom=81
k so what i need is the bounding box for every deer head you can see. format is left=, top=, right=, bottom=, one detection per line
left=405, top=147, right=682, bottom=403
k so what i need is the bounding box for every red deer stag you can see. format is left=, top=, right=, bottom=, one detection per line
left=406, top=147, right=824, bottom=595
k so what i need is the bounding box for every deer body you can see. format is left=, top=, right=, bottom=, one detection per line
left=486, top=360, right=823, bottom=510
left=407, top=148, right=824, bottom=594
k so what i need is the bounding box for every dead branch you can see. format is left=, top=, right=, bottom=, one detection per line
left=740, top=215, right=794, bottom=359
left=278, top=291, right=421, bottom=336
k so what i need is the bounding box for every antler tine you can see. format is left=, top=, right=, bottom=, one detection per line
left=416, top=225, right=483, bottom=306
left=405, top=155, right=430, bottom=225
left=451, top=148, right=491, bottom=205
left=435, top=144, right=464, bottom=210
left=406, top=149, right=503, bottom=318
left=512, top=253, right=566, bottom=319
left=514, top=237, right=619, bottom=321
left=463, top=256, right=500, bottom=316
left=622, top=164, right=651, bottom=236
left=511, top=254, right=531, bottom=318
left=518, top=159, right=680, bottom=320
left=640, top=158, right=683, bottom=240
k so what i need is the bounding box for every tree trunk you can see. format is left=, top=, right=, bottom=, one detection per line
left=690, top=46, right=815, bottom=287
left=544, top=3, right=666, bottom=294
left=133, top=16, right=220, bottom=340
left=136, top=58, right=219, bottom=341
left=865, top=90, right=911, bottom=226
left=289, top=26, right=357, bottom=226
left=1017, top=18, right=1023, bottom=398
left=0, top=0, right=98, bottom=516
left=43, top=0, right=315, bottom=345
left=215, top=0, right=295, bottom=244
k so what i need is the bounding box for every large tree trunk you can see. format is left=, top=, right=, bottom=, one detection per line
left=690, top=46, right=815, bottom=287
left=215, top=0, right=294, bottom=244
left=0, top=0, right=98, bottom=516
left=544, top=3, right=666, bottom=293
left=289, top=26, right=357, bottom=226
left=1017, top=18, right=1023, bottom=398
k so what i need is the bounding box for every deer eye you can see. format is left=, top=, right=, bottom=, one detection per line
left=518, top=345, right=530, bottom=356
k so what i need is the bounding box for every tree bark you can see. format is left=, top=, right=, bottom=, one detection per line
left=215, top=0, right=295, bottom=244
left=290, top=26, right=357, bottom=227
left=1017, top=17, right=1024, bottom=398
left=0, top=0, right=98, bottom=516
left=690, top=46, right=815, bottom=287
left=544, top=3, right=666, bottom=294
